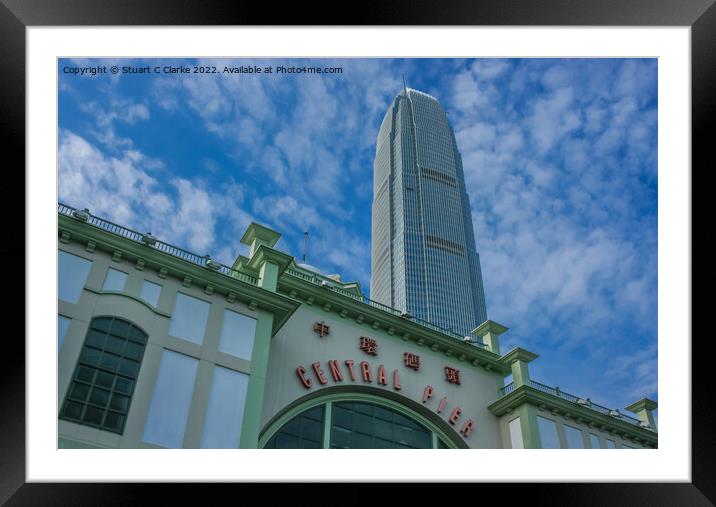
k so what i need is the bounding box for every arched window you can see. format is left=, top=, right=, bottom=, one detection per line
left=60, top=317, right=148, bottom=434
left=263, top=398, right=457, bottom=449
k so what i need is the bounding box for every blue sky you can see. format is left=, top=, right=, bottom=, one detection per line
left=58, top=57, right=658, bottom=414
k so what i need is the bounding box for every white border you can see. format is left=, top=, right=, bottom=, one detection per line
left=28, top=27, right=690, bottom=481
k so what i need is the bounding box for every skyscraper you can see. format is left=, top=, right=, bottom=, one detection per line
left=370, top=87, right=488, bottom=336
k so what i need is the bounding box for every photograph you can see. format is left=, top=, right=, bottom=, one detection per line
left=56, top=56, right=658, bottom=450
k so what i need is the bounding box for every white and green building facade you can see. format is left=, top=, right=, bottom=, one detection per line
left=57, top=203, right=658, bottom=450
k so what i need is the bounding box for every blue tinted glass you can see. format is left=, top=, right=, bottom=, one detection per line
left=168, top=293, right=210, bottom=345
left=142, top=350, right=198, bottom=448
left=218, top=309, right=256, bottom=360
left=58, top=316, right=71, bottom=350
left=537, top=416, right=560, bottom=448
left=102, top=268, right=128, bottom=292
left=58, top=251, right=92, bottom=303
left=200, top=366, right=249, bottom=448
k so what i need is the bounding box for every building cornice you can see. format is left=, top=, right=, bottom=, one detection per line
left=499, top=347, right=539, bottom=366
left=246, top=244, right=294, bottom=275
left=278, top=273, right=508, bottom=374
left=487, top=385, right=658, bottom=446
left=59, top=214, right=300, bottom=335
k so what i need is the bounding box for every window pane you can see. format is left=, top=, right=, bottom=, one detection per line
left=142, top=350, right=198, bottom=448
left=266, top=406, right=325, bottom=449
left=168, top=293, right=210, bottom=345
left=509, top=417, right=524, bottom=449
left=114, top=377, right=133, bottom=395
left=102, top=268, right=128, bottom=292
left=200, top=366, right=249, bottom=448
left=564, top=425, right=584, bottom=448
left=537, top=416, right=560, bottom=448
left=606, top=439, right=616, bottom=448
left=58, top=251, right=92, bottom=303
left=139, top=280, right=162, bottom=307
left=58, top=316, right=71, bottom=350
left=104, top=412, right=125, bottom=432
left=622, top=444, right=636, bottom=449
left=589, top=433, right=601, bottom=449
left=60, top=317, right=147, bottom=435
left=218, top=309, right=257, bottom=360
left=331, top=401, right=430, bottom=449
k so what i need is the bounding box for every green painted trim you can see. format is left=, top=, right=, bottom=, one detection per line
left=487, top=385, right=658, bottom=445
left=258, top=260, right=280, bottom=292
left=499, top=347, right=539, bottom=366
left=517, top=404, right=541, bottom=448
left=247, top=245, right=293, bottom=275
left=240, top=222, right=281, bottom=248
left=322, top=401, right=333, bottom=449
left=472, top=320, right=508, bottom=336
left=60, top=215, right=300, bottom=335
left=258, top=386, right=466, bottom=449
left=278, top=275, right=507, bottom=374
left=625, top=397, right=658, bottom=413
left=239, top=310, right=274, bottom=448
left=84, top=287, right=171, bottom=317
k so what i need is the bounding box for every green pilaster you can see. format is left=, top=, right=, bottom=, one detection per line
left=511, top=360, right=531, bottom=387
left=245, top=244, right=293, bottom=293
left=322, top=401, right=333, bottom=449
left=499, top=347, right=539, bottom=387
left=239, top=222, right=281, bottom=258
left=239, top=310, right=275, bottom=448
left=625, top=398, right=658, bottom=430
left=517, top=404, right=541, bottom=448
left=472, top=320, right=508, bottom=355
left=259, top=260, right=279, bottom=292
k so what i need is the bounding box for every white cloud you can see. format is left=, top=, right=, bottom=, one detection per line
left=529, top=87, right=581, bottom=154
left=58, top=129, right=253, bottom=263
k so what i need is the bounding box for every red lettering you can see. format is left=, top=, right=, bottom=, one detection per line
left=360, top=361, right=372, bottom=383
left=377, top=364, right=387, bottom=385
left=437, top=397, right=447, bottom=414
left=423, top=385, right=434, bottom=403
left=328, top=360, right=343, bottom=381
left=460, top=418, right=474, bottom=437
left=393, top=369, right=401, bottom=390
left=449, top=406, right=462, bottom=425
left=296, top=366, right=312, bottom=389
left=344, top=360, right=356, bottom=381
left=312, top=362, right=328, bottom=384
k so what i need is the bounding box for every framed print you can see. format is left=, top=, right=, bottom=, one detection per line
left=3, top=0, right=714, bottom=503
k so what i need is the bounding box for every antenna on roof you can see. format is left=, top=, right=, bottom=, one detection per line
left=402, top=74, right=408, bottom=95
left=303, top=231, right=309, bottom=262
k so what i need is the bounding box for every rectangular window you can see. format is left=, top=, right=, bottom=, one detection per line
left=102, top=268, right=128, bottom=292
left=589, top=433, right=601, bottom=449
left=564, top=425, right=585, bottom=448
left=58, top=315, right=71, bottom=350
left=142, top=349, right=198, bottom=448
left=537, top=416, right=560, bottom=448
left=168, top=293, right=210, bottom=345
left=58, top=250, right=92, bottom=303
left=606, top=438, right=616, bottom=448
left=139, top=280, right=162, bottom=307
left=622, top=444, right=636, bottom=449
left=200, top=366, right=249, bottom=448
left=218, top=309, right=257, bottom=360
left=508, top=417, right=523, bottom=449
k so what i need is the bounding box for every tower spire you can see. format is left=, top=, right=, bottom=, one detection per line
left=402, top=75, right=408, bottom=96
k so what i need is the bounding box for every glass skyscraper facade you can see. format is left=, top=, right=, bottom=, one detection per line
left=370, top=88, right=488, bottom=336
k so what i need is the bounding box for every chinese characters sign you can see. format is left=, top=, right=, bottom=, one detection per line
left=360, top=336, right=378, bottom=356
left=404, top=352, right=420, bottom=371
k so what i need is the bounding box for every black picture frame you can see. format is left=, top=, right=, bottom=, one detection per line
left=2, top=0, right=713, bottom=503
